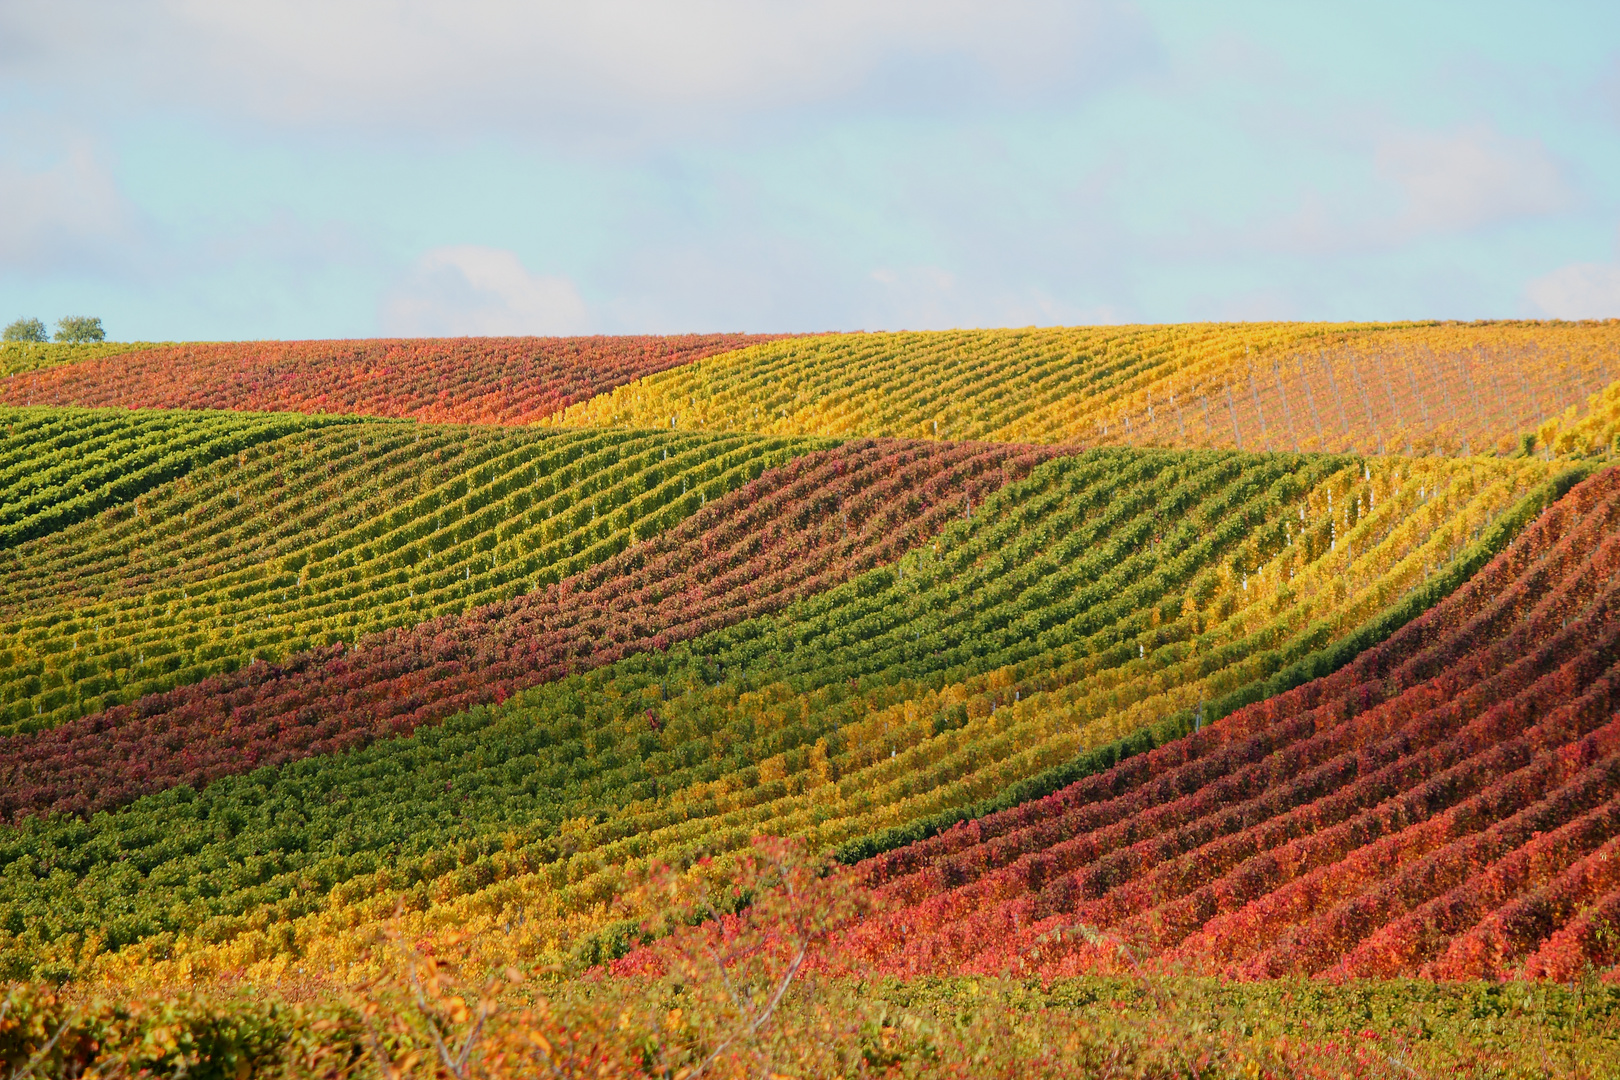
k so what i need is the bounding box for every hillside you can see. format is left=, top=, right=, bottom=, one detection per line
left=0, top=334, right=789, bottom=424
left=1, top=325, right=1618, bottom=1074
left=0, top=411, right=817, bottom=734
left=0, top=439, right=1560, bottom=983
left=0, top=342, right=168, bottom=377
left=0, top=436, right=1039, bottom=820
left=829, top=465, right=1620, bottom=981
left=556, top=322, right=1620, bottom=457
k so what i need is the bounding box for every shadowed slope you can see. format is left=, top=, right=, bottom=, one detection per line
left=829, top=467, right=1620, bottom=981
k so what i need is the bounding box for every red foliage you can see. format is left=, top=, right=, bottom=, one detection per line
left=1433, top=832, right=1620, bottom=980
left=825, top=465, right=1620, bottom=981
left=1523, top=884, right=1620, bottom=981
left=0, top=335, right=789, bottom=423
left=0, top=439, right=1053, bottom=821
left=1335, top=796, right=1620, bottom=979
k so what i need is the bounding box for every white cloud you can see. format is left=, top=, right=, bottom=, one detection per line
left=0, top=1, right=1153, bottom=138
left=380, top=246, right=590, bottom=335
left=1246, top=123, right=1573, bottom=258
left=1526, top=262, right=1620, bottom=319
left=1376, top=124, right=1571, bottom=234
left=0, top=142, right=133, bottom=271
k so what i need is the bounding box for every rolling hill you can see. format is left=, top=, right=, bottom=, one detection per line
left=1, top=323, right=1617, bottom=1075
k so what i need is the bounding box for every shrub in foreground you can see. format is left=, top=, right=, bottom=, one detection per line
left=4, top=839, right=1619, bottom=1078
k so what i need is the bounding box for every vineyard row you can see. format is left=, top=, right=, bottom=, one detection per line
left=824, top=466, right=1620, bottom=981
left=0, top=447, right=1551, bottom=983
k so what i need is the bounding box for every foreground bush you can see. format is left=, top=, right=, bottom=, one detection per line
left=4, top=840, right=1618, bottom=1077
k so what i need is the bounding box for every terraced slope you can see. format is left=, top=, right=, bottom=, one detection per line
left=557, top=322, right=1620, bottom=456
left=0, top=411, right=813, bottom=734
left=0, top=335, right=787, bottom=424
left=0, top=406, right=337, bottom=550
left=0, top=446, right=1552, bottom=983
left=0, top=438, right=1042, bottom=821
left=828, top=465, right=1620, bottom=981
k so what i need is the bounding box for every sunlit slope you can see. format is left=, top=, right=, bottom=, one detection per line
left=1543, top=375, right=1620, bottom=458
left=556, top=322, right=1620, bottom=456
left=0, top=449, right=1554, bottom=983
left=0, top=406, right=339, bottom=550
left=0, top=409, right=816, bottom=735
left=0, top=342, right=164, bottom=377
left=830, top=466, right=1620, bottom=982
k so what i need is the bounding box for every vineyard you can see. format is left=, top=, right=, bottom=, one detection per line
left=0, top=341, right=163, bottom=377
left=0, top=411, right=817, bottom=734
left=0, top=443, right=1560, bottom=982
left=1, top=322, right=1619, bottom=1077
left=828, top=466, right=1620, bottom=981
left=0, top=335, right=788, bottom=424
left=558, top=322, right=1620, bottom=457
left=0, top=436, right=1038, bottom=821
left=0, top=406, right=340, bottom=550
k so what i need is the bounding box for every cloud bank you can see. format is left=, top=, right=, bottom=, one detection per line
left=1, top=1, right=1155, bottom=139
left=1527, top=263, right=1620, bottom=319
left=1, top=2, right=1615, bottom=337
left=0, top=141, right=134, bottom=272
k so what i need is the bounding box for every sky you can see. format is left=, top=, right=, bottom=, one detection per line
left=2, top=1, right=1619, bottom=340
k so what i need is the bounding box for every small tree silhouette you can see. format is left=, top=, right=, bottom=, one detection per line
left=53, top=316, right=105, bottom=343
left=2, top=317, right=48, bottom=343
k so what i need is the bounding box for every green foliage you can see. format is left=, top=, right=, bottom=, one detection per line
left=863, top=975, right=1620, bottom=1078
left=51, top=317, right=104, bottom=344
left=0, top=406, right=342, bottom=551
left=0, top=340, right=160, bottom=376
left=3, top=932, right=1617, bottom=1078
left=0, top=983, right=323, bottom=1079
left=0, top=409, right=813, bottom=734
left=0, top=446, right=1493, bottom=979
left=1, top=319, right=47, bottom=344
left=832, top=462, right=1591, bottom=866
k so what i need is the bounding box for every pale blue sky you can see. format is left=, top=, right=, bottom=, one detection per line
left=2, top=1, right=1618, bottom=339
